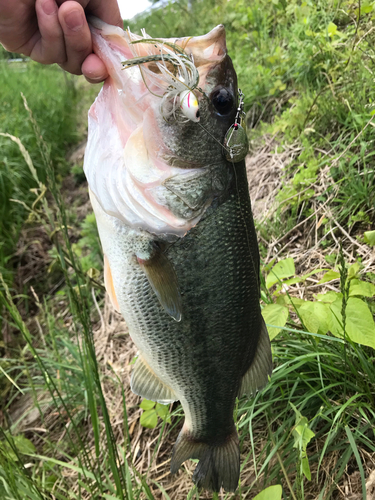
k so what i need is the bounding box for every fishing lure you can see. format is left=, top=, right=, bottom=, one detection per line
left=122, top=31, right=201, bottom=123
left=223, top=89, right=249, bottom=162
left=179, top=89, right=200, bottom=122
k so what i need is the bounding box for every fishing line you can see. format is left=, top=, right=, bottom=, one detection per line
left=128, top=35, right=257, bottom=269
left=197, top=121, right=231, bottom=156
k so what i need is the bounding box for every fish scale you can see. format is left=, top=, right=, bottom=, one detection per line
left=91, top=158, right=266, bottom=445
left=85, top=17, right=272, bottom=493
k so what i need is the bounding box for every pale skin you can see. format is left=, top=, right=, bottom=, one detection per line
left=0, top=0, right=123, bottom=82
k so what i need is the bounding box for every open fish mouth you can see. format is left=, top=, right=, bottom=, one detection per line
left=84, top=18, right=231, bottom=238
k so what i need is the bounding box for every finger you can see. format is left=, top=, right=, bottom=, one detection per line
left=29, top=0, right=66, bottom=64
left=0, top=1, right=38, bottom=54
left=58, top=1, right=92, bottom=75
left=56, top=0, right=123, bottom=27
left=84, top=0, right=123, bottom=27
left=82, top=53, right=108, bottom=83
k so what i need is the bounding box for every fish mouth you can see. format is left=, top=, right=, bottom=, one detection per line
left=84, top=19, right=232, bottom=237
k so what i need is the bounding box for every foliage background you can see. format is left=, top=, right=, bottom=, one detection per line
left=1, top=0, right=375, bottom=499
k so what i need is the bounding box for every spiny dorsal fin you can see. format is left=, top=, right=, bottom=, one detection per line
left=131, top=355, right=177, bottom=404
left=104, top=254, right=120, bottom=312
left=137, top=249, right=182, bottom=322
left=239, top=318, right=272, bottom=397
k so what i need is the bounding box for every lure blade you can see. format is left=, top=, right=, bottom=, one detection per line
left=223, top=89, right=248, bottom=162
left=223, top=123, right=249, bottom=162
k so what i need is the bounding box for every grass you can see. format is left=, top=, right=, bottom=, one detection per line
left=0, top=61, right=80, bottom=286
left=132, top=0, right=375, bottom=239
left=1, top=0, right=375, bottom=498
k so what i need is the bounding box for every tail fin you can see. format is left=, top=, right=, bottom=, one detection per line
left=170, top=428, right=240, bottom=492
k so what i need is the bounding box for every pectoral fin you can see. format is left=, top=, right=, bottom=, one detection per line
left=131, top=355, right=177, bottom=404
left=104, top=254, right=120, bottom=312
left=239, top=318, right=272, bottom=396
left=137, top=249, right=182, bottom=322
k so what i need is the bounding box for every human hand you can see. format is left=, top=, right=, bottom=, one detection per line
left=0, top=0, right=122, bottom=82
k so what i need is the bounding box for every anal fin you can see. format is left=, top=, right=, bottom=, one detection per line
left=239, top=318, right=272, bottom=397
left=131, top=355, right=177, bottom=404
left=137, top=248, right=182, bottom=322
left=104, top=254, right=120, bottom=312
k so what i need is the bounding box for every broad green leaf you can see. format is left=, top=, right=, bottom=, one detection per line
left=361, top=4, right=374, bottom=14
left=156, top=403, right=171, bottom=423
left=327, top=22, right=337, bottom=36
left=299, top=268, right=329, bottom=280
left=276, top=277, right=302, bottom=288
left=302, top=456, right=311, bottom=480
left=275, top=295, right=305, bottom=308
left=253, top=485, right=282, bottom=500
left=297, top=304, right=319, bottom=334
left=273, top=269, right=328, bottom=291
left=364, top=230, right=375, bottom=246
left=13, top=435, right=36, bottom=455
left=317, top=270, right=340, bottom=285
left=276, top=295, right=290, bottom=306
left=0, top=434, right=36, bottom=460
left=349, top=279, right=375, bottom=298
left=348, top=262, right=361, bottom=279
left=291, top=406, right=315, bottom=481
left=294, top=420, right=315, bottom=450
left=140, top=399, right=155, bottom=410
left=329, top=298, right=375, bottom=348
left=262, top=304, right=289, bottom=340
left=298, top=301, right=330, bottom=334
left=140, top=409, right=158, bottom=428
left=316, top=291, right=342, bottom=303
left=266, top=258, right=295, bottom=288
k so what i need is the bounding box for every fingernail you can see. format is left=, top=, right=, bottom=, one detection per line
left=84, top=71, right=105, bottom=82
left=87, top=76, right=105, bottom=84
left=42, top=0, right=57, bottom=16
left=65, top=10, right=84, bottom=31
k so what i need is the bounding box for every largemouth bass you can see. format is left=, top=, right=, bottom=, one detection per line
left=84, top=18, right=272, bottom=492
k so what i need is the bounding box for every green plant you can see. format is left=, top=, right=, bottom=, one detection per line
left=262, top=257, right=375, bottom=349
left=0, top=63, right=79, bottom=288
left=139, top=399, right=171, bottom=429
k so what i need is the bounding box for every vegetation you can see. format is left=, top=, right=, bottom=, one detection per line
left=0, top=61, right=79, bottom=285
left=1, top=0, right=375, bottom=499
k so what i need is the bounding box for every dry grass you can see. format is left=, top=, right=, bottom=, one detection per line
left=4, top=133, right=375, bottom=499
left=247, top=135, right=375, bottom=277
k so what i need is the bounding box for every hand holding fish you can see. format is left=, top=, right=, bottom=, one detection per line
left=0, top=0, right=122, bottom=81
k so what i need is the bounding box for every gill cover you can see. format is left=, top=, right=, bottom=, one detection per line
left=84, top=19, right=229, bottom=238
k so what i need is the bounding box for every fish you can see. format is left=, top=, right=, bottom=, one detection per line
left=83, top=17, right=272, bottom=493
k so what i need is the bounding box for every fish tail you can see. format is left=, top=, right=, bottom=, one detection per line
left=170, top=427, right=240, bottom=492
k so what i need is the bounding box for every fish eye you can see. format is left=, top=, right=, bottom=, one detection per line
left=211, top=88, right=235, bottom=116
